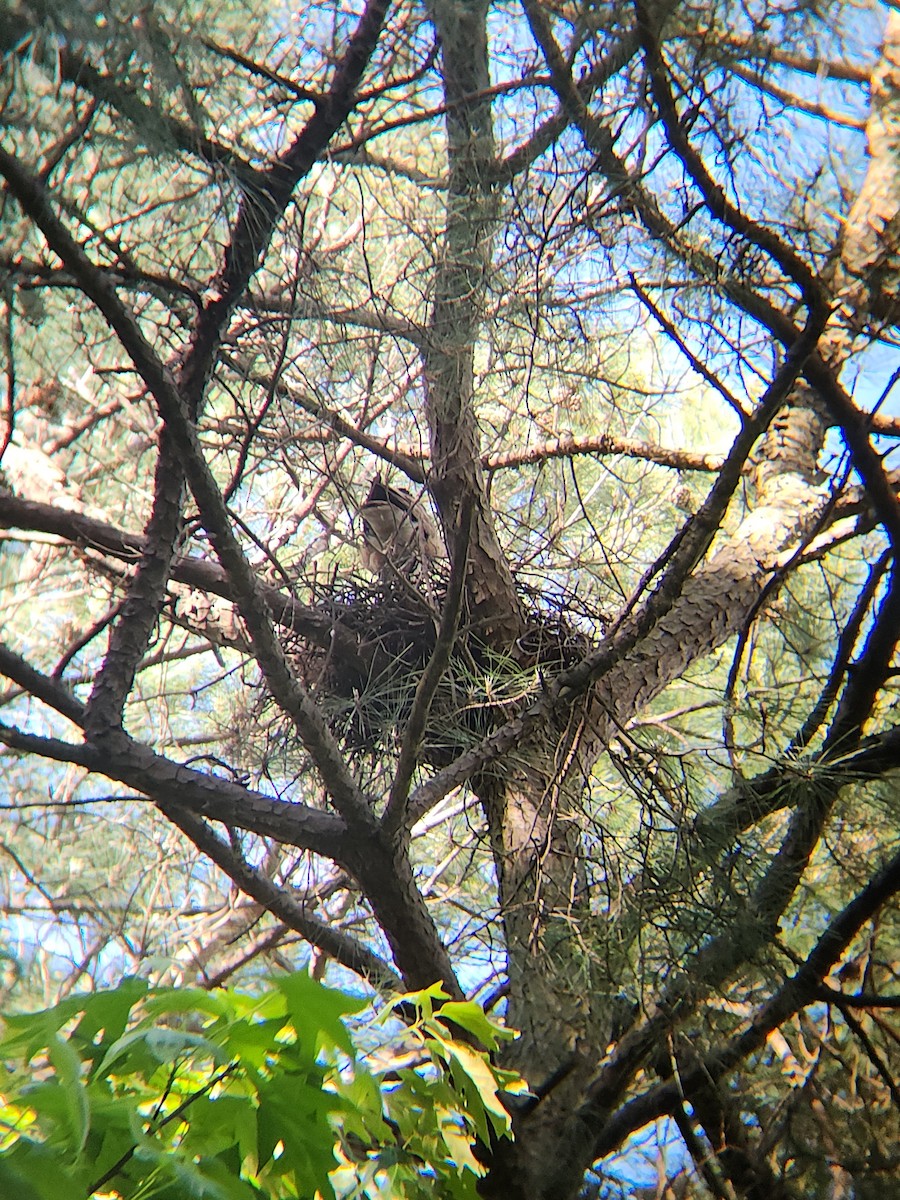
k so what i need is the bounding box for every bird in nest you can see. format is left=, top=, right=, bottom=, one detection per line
left=358, top=476, right=446, bottom=577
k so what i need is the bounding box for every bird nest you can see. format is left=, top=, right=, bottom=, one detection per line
left=275, top=573, right=596, bottom=768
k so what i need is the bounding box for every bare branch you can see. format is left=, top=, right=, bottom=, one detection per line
left=383, top=498, right=473, bottom=833
left=164, top=806, right=402, bottom=992
left=0, top=493, right=368, bottom=672
left=484, top=432, right=725, bottom=474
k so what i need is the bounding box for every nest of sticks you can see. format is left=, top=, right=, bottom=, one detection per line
left=275, top=573, right=596, bottom=768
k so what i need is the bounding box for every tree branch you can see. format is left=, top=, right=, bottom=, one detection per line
left=409, top=305, right=829, bottom=822
left=483, top=432, right=725, bottom=474
left=634, top=0, right=827, bottom=310
left=588, top=839, right=900, bottom=1164
left=383, top=498, right=473, bottom=834
left=0, top=17, right=265, bottom=186
left=163, top=806, right=402, bottom=992
left=0, top=493, right=369, bottom=673
left=0, top=718, right=347, bottom=858
left=0, top=157, right=378, bottom=828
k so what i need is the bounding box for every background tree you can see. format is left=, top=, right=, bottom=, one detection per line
left=1, top=0, right=899, bottom=1197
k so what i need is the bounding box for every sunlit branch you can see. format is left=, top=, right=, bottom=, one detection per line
left=669, top=1102, right=733, bottom=1200
left=633, top=5, right=900, bottom=553
left=249, top=294, right=423, bottom=345
left=423, top=0, right=522, bottom=642
left=680, top=28, right=872, bottom=85
left=483, top=433, right=725, bottom=473
left=701, top=559, right=900, bottom=888
left=409, top=308, right=828, bottom=822
left=222, top=354, right=426, bottom=481
left=329, top=144, right=445, bottom=185
left=38, top=96, right=99, bottom=182
left=217, top=366, right=724, bottom=473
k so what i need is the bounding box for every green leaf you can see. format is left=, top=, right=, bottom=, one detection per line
left=275, top=972, right=364, bottom=1056
left=384, top=984, right=448, bottom=1025
left=1, top=1005, right=78, bottom=1058
left=0, top=1138, right=83, bottom=1200
left=73, top=976, right=150, bottom=1068
left=436, top=1106, right=484, bottom=1176
left=0, top=1153, right=44, bottom=1200
left=141, top=987, right=232, bottom=1022
left=440, top=1040, right=511, bottom=1130
left=95, top=1025, right=225, bottom=1078
left=46, top=1031, right=90, bottom=1155
left=1, top=974, right=522, bottom=1200
left=433, top=1001, right=514, bottom=1051
left=213, top=1016, right=288, bottom=1072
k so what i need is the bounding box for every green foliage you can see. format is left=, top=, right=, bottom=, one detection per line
left=0, top=974, right=521, bottom=1200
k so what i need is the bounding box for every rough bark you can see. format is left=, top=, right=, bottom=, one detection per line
left=424, top=0, right=524, bottom=645
left=837, top=9, right=900, bottom=332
